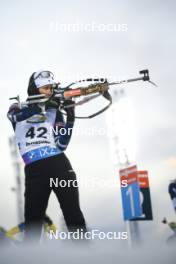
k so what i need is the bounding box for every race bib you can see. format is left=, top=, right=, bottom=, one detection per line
left=15, top=109, right=61, bottom=164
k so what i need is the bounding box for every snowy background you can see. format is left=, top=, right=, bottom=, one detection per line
left=0, top=0, right=176, bottom=257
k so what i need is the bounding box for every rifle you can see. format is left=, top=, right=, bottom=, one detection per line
left=9, top=69, right=157, bottom=119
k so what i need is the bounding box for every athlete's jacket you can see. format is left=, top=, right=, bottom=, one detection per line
left=7, top=103, right=74, bottom=165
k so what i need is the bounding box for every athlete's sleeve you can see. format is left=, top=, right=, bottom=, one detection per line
left=54, top=110, right=74, bottom=151
left=169, top=183, right=176, bottom=199
left=7, top=103, right=41, bottom=130
left=7, top=103, right=20, bottom=130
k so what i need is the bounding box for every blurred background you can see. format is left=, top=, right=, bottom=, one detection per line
left=0, top=0, right=176, bottom=254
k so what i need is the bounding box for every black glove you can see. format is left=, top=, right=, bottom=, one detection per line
left=45, top=98, right=60, bottom=110
left=62, top=99, right=75, bottom=122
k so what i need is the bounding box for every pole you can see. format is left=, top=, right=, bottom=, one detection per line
left=106, top=89, right=141, bottom=248
left=9, top=136, right=23, bottom=223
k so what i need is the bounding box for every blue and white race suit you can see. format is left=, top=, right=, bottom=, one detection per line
left=8, top=104, right=74, bottom=165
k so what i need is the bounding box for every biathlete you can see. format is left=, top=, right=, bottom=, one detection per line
left=8, top=70, right=87, bottom=241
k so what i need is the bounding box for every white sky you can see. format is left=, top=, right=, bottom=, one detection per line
left=0, top=0, right=176, bottom=244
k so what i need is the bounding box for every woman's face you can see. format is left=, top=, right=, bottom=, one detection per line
left=39, top=85, right=53, bottom=96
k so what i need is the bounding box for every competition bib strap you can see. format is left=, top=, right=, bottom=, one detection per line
left=22, top=146, right=61, bottom=165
